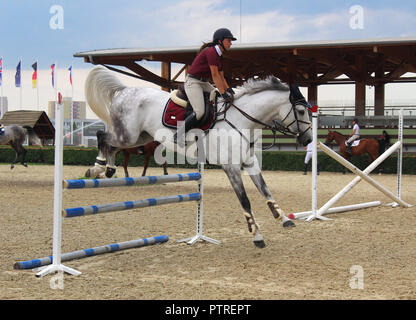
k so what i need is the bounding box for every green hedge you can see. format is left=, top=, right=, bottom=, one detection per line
left=0, top=146, right=415, bottom=174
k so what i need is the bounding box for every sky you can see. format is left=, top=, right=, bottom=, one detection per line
left=1, top=0, right=416, bottom=118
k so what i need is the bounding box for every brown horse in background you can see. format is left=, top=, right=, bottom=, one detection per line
left=324, top=130, right=379, bottom=174
left=117, top=141, right=168, bottom=177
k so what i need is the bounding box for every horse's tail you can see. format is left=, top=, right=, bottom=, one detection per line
left=23, top=126, right=42, bottom=146
left=85, top=66, right=126, bottom=125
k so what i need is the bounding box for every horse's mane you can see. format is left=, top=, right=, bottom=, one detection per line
left=234, top=76, right=289, bottom=99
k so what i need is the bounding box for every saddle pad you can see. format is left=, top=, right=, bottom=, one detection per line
left=162, top=99, right=214, bottom=131
left=345, top=140, right=360, bottom=147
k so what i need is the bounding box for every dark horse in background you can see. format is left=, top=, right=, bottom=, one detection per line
left=116, top=141, right=168, bottom=177
left=324, top=130, right=387, bottom=174
left=0, top=125, right=42, bottom=169
left=85, top=139, right=167, bottom=178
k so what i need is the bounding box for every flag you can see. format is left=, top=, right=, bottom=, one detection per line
left=15, top=61, right=21, bottom=87
left=51, top=63, right=55, bottom=88
left=68, top=66, right=72, bottom=85
left=32, top=62, right=38, bottom=88
left=0, top=58, right=3, bottom=86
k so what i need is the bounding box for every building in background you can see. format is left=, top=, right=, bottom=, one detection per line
left=47, top=97, right=106, bottom=146
left=0, top=96, right=8, bottom=119
left=47, top=97, right=86, bottom=120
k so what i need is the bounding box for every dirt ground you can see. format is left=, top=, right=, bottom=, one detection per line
left=1, top=163, right=415, bottom=300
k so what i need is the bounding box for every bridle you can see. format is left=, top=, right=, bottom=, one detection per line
left=215, top=94, right=313, bottom=150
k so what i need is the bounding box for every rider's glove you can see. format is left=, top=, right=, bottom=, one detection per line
left=226, top=87, right=235, bottom=95
left=221, top=92, right=232, bottom=103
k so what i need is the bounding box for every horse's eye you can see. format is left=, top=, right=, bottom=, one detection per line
left=297, top=109, right=305, bottom=116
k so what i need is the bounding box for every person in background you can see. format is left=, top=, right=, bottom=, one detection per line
left=378, top=130, right=391, bottom=153
left=346, top=118, right=360, bottom=153
left=303, top=142, right=319, bottom=175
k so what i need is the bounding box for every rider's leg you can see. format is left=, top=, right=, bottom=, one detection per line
left=174, top=77, right=213, bottom=144
left=346, top=134, right=359, bottom=153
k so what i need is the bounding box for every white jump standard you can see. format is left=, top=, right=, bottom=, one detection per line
left=290, top=107, right=411, bottom=222
left=29, top=95, right=218, bottom=279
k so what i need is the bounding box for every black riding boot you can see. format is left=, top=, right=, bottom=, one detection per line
left=346, top=142, right=352, bottom=154
left=303, top=163, right=308, bottom=175
left=173, top=112, right=197, bottom=146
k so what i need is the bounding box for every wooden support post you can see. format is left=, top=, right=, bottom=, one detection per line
left=307, top=61, right=318, bottom=106
left=375, top=56, right=385, bottom=116
left=161, top=61, right=171, bottom=92
left=355, top=54, right=366, bottom=116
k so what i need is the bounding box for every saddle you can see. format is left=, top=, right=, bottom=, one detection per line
left=345, top=140, right=360, bottom=147
left=162, top=85, right=217, bottom=131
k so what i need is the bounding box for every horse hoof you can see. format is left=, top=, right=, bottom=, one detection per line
left=85, top=169, right=91, bottom=178
left=10, top=165, right=14, bottom=170
left=253, top=240, right=266, bottom=248
left=22, top=163, right=28, bottom=167
left=105, top=167, right=116, bottom=178
left=283, top=220, right=295, bottom=228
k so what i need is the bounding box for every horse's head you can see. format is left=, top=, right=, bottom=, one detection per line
left=324, top=130, right=335, bottom=145
left=274, top=83, right=312, bottom=146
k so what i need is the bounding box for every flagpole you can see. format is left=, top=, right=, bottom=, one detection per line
left=20, top=58, right=22, bottom=110
left=0, top=57, right=3, bottom=116
left=70, top=65, right=74, bottom=145
left=36, top=60, right=39, bottom=111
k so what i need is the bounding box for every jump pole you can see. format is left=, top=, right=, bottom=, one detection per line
left=64, top=172, right=201, bottom=189
left=35, top=93, right=81, bottom=278
left=14, top=235, right=168, bottom=270
left=63, top=193, right=201, bottom=217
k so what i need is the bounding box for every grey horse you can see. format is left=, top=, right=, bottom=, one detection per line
left=0, top=125, right=41, bottom=169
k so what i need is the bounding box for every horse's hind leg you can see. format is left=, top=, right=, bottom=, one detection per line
left=9, top=142, right=22, bottom=169
left=162, top=162, right=168, bottom=175
left=243, top=157, right=294, bottom=228
left=20, top=147, right=27, bottom=167
left=222, top=164, right=265, bottom=248
left=85, top=130, right=108, bottom=178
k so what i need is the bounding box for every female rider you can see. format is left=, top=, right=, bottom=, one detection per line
left=174, top=28, right=237, bottom=144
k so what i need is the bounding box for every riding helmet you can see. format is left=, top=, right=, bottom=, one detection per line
left=213, top=28, right=237, bottom=43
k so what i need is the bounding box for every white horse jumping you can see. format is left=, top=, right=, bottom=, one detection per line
left=84, top=66, right=313, bottom=247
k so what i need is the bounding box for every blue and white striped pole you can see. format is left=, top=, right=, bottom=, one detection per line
left=63, top=193, right=201, bottom=218
left=14, top=235, right=168, bottom=270
left=64, top=173, right=201, bottom=189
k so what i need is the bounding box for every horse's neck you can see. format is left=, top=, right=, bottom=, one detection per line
left=222, top=91, right=285, bottom=130
left=334, top=133, right=346, bottom=144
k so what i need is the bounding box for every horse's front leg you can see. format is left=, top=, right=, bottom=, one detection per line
left=243, top=157, right=295, bottom=228
left=105, top=145, right=119, bottom=178
left=222, top=164, right=266, bottom=248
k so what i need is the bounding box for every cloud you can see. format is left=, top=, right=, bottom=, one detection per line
left=112, top=1, right=416, bottom=47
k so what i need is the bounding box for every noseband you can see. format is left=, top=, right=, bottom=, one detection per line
left=274, top=97, right=313, bottom=139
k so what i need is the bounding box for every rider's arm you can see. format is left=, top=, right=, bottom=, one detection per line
left=220, top=71, right=230, bottom=91
left=209, top=65, right=226, bottom=94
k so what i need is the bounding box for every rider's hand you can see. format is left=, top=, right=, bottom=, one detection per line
left=221, top=92, right=232, bottom=103
left=226, top=87, right=235, bottom=95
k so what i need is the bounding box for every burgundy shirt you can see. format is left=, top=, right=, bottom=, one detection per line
left=188, top=46, right=223, bottom=80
